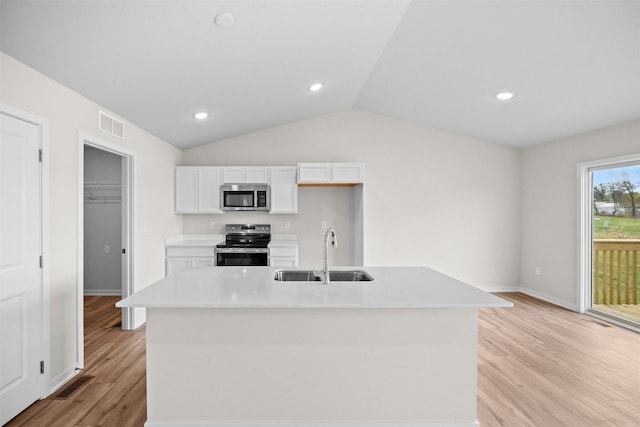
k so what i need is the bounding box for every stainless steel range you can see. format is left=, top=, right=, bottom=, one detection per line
left=215, top=224, right=271, bottom=266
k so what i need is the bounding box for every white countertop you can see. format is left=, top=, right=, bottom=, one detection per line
left=165, top=234, right=224, bottom=247
left=117, top=266, right=511, bottom=309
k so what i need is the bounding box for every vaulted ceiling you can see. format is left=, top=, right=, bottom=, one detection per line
left=2, top=0, right=640, bottom=149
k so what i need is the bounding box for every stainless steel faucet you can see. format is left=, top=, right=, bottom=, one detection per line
left=322, top=228, right=338, bottom=284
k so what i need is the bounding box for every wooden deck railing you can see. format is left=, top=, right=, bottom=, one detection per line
left=593, top=240, right=640, bottom=305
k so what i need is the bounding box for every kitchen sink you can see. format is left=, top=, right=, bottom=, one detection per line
left=274, top=269, right=374, bottom=282
left=274, top=270, right=319, bottom=282
left=327, top=270, right=374, bottom=282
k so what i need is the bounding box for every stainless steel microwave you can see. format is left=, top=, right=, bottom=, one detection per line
left=220, top=184, right=270, bottom=211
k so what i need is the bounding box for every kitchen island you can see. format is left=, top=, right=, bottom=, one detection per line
left=117, top=266, right=511, bottom=427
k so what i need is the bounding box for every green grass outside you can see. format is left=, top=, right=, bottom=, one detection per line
left=593, top=216, right=640, bottom=239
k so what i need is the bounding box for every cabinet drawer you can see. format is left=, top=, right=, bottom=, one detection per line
left=166, top=247, right=216, bottom=257
left=269, top=246, right=298, bottom=257
left=192, top=257, right=216, bottom=268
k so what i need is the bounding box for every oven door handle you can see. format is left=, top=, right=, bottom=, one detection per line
left=216, top=248, right=269, bottom=254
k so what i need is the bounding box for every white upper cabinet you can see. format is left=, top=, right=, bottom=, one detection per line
left=222, top=167, right=244, bottom=184
left=298, top=163, right=364, bottom=184
left=297, top=163, right=332, bottom=183
left=178, top=164, right=360, bottom=214
left=269, top=167, right=298, bottom=214
left=223, top=166, right=269, bottom=184
left=246, top=167, right=270, bottom=183
left=332, top=163, right=365, bottom=183
left=175, top=166, right=223, bottom=214
left=198, top=167, right=222, bottom=213
left=175, top=167, right=198, bottom=213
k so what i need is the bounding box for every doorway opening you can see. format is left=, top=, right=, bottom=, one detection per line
left=77, top=133, right=134, bottom=369
left=579, top=154, right=640, bottom=331
left=83, top=145, right=123, bottom=297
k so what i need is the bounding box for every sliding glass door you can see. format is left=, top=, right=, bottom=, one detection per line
left=589, top=162, right=640, bottom=326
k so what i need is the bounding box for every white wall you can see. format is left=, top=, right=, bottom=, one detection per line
left=183, top=109, right=522, bottom=290
left=0, top=52, right=182, bottom=388
left=520, top=119, right=640, bottom=309
left=84, top=145, right=122, bottom=295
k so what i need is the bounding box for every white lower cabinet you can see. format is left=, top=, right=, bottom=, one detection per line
left=269, top=245, right=299, bottom=267
left=166, top=246, right=216, bottom=276
left=192, top=257, right=216, bottom=268
left=166, top=242, right=299, bottom=274
left=166, top=256, right=216, bottom=275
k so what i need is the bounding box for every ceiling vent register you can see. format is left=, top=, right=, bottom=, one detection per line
left=98, top=110, right=124, bottom=139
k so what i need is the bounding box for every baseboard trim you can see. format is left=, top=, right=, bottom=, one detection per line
left=478, top=286, right=520, bottom=293
left=145, top=422, right=479, bottom=427
left=518, top=287, right=578, bottom=312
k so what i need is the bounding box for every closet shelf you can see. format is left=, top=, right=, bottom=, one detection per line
left=84, top=181, right=122, bottom=204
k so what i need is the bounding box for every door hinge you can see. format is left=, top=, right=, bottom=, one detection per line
left=40, top=361, right=45, bottom=374
left=38, top=149, right=43, bottom=163
left=39, top=255, right=43, bottom=269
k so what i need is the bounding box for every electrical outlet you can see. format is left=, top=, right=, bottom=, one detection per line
left=284, top=221, right=290, bottom=230
left=321, top=221, right=327, bottom=229
left=209, top=221, right=215, bottom=230
left=104, top=245, right=110, bottom=254
left=535, top=267, right=541, bottom=276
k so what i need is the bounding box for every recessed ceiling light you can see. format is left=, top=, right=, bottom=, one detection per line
left=309, top=82, right=324, bottom=92
left=495, top=91, right=516, bottom=101
left=214, top=12, right=234, bottom=28
left=193, top=112, right=209, bottom=120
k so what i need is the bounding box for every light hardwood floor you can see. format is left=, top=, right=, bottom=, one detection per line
left=6, top=293, right=640, bottom=426
left=478, top=293, right=640, bottom=426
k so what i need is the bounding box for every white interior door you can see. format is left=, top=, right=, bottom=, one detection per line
left=0, top=112, right=43, bottom=424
